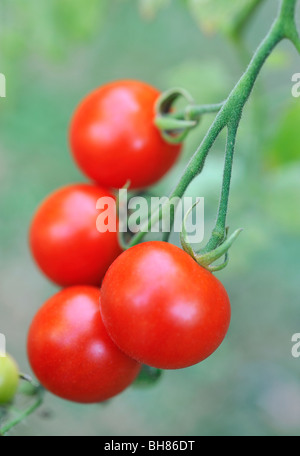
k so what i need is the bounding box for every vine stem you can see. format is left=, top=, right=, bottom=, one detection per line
left=164, top=102, right=225, bottom=122
left=0, top=394, right=43, bottom=436
left=0, top=375, right=44, bottom=436
left=127, top=0, right=300, bottom=250
left=201, top=121, right=240, bottom=253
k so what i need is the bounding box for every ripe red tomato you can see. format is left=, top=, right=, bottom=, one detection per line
left=29, top=183, right=122, bottom=287
left=69, top=80, right=182, bottom=189
left=27, top=286, right=141, bottom=403
left=100, top=241, right=231, bottom=370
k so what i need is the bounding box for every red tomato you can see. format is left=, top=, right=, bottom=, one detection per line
left=69, top=80, right=182, bottom=189
left=100, top=241, right=231, bottom=370
left=27, top=286, right=141, bottom=403
left=29, top=183, right=122, bottom=287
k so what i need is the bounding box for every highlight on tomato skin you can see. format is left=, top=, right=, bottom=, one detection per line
left=100, top=241, right=231, bottom=370
left=29, top=183, right=122, bottom=288
left=69, top=79, right=182, bottom=190
left=27, top=286, right=141, bottom=404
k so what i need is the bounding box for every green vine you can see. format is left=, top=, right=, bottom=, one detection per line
left=0, top=374, right=44, bottom=437
left=123, top=0, right=300, bottom=270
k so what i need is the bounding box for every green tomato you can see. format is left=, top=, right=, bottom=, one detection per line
left=0, top=355, right=19, bottom=404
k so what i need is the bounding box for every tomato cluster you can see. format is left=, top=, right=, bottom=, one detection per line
left=28, top=79, right=231, bottom=404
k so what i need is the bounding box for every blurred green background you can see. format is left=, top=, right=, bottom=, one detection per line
left=0, top=0, right=300, bottom=436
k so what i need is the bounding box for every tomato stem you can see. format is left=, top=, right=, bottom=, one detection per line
left=0, top=376, right=44, bottom=436
left=200, top=121, right=240, bottom=255
left=154, top=88, right=224, bottom=144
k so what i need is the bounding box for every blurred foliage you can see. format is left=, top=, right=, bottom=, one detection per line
left=263, top=164, right=300, bottom=235
left=186, top=0, right=259, bottom=35
left=162, top=59, right=232, bottom=103
left=137, top=0, right=263, bottom=36
left=138, top=0, right=170, bottom=20
left=0, top=0, right=109, bottom=61
left=264, top=101, right=300, bottom=168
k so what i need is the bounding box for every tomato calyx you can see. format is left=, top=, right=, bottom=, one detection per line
left=180, top=203, right=243, bottom=272
left=133, top=365, right=163, bottom=388
left=154, top=87, right=198, bottom=144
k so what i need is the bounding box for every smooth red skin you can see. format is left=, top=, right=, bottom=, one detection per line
left=100, top=242, right=231, bottom=370
left=69, top=80, right=182, bottom=189
left=29, top=183, right=122, bottom=287
left=27, top=287, right=141, bottom=403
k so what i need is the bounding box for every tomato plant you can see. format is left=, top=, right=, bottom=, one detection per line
left=27, top=286, right=141, bottom=403
left=0, top=355, right=19, bottom=405
left=29, top=183, right=121, bottom=287
left=69, top=80, right=182, bottom=189
left=2, top=0, right=298, bottom=436
left=100, top=241, right=231, bottom=369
